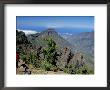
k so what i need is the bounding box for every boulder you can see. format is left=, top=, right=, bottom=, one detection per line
left=17, top=59, right=31, bottom=74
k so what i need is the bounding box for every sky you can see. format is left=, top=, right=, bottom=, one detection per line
left=16, top=16, right=94, bottom=35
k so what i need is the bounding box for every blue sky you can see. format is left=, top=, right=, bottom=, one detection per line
left=16, top=16, right=94, bottom=34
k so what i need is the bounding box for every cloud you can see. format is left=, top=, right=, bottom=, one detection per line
left=59, top=32, right=72, bottom=36
left=17, top=29, right=38, bottom=35
left=64, top=33, right=72, bottom=35
left=61, top=33, right=72, bottom=35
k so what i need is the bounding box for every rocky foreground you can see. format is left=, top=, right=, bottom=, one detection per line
left=16, top=46, right=90, bottom=75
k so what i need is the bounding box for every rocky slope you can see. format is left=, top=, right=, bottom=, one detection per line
left=16, top=29, right=94, bottom=74
left=61, top=31, right=94, bottom=68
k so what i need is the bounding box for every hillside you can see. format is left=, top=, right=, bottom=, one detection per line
left=27, top=28, right=73, bottom=51
left=16, top=29, right=94, bottom=74
left=61, top=31, right=94, bottom=68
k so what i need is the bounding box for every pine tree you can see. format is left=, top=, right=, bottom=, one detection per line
left=42, top=37, right=58, bottom=71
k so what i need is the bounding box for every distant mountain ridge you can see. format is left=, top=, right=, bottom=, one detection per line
left=63, top=31, right=94, bottom=55
left=61, top=31, right=94, bottom=68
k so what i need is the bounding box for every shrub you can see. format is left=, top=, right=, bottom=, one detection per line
left=33, top=55, right=41, bottom=68
left=50, top=65, right=58, bottom=72
left=63, top=64, right=93, bottom=74
left=40, top=60, right=52, bottom=71
left=63, top=65, right=75, bottom=74
left=43, top=38, right=58, bottom=65
left=20, top=52, right=26, bottom=61
left=80, top=64, right=94, bottom=74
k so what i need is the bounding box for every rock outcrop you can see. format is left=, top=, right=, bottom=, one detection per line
left=56, top=47, right=85, bottom=70
left=68, top=52, right=85, bottom=68
left=17, top=59, right=31, bottom=74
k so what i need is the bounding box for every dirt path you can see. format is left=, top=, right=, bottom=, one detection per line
left=31, top=68, right=66, bottom=74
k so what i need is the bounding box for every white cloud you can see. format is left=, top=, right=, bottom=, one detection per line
left=17, top=29, right=38, bottom=35
left=59, top=32, right=72, bottom=36
left=64, top=33, right=72, bottom=35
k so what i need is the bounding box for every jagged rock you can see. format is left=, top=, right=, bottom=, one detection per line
left=17, top=59, right=31, bottom=74
left=39, top=53, right=44, bottom=60
left=19, top=66, right=25, bottom=71
left=36, top=46, right=44, bottom=60
left=56, top=47, right=71, bottom=70
left=18, top=59, right=25, bottom=67
left=56, top=47, right=85, bottom=70
left=68, top=52, right=85, bottom=68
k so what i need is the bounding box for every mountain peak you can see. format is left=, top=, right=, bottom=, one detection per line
left=47, top=28, right=55, bottom=31
left=41, top=28, right=58, bottom=36
left=46, top=28, right=57, bottom=33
